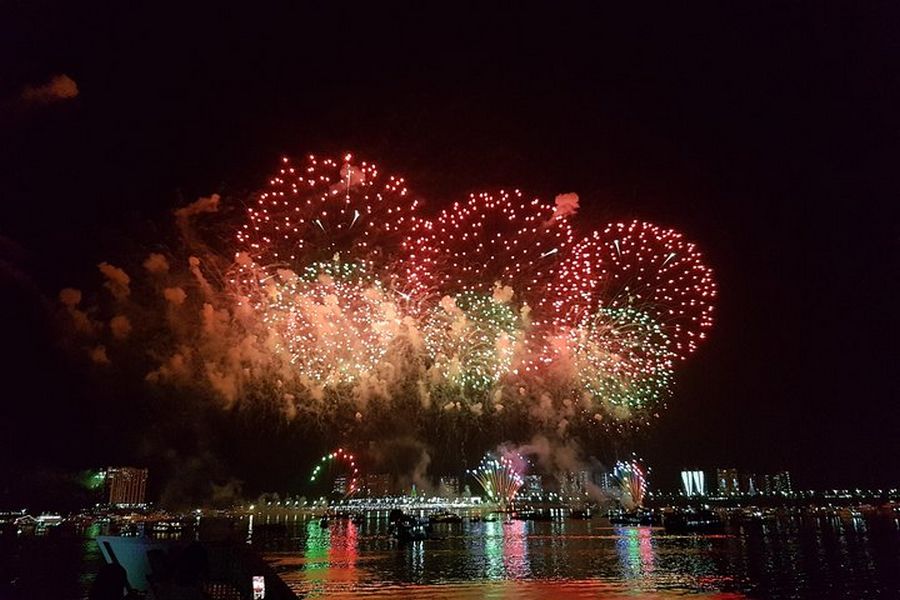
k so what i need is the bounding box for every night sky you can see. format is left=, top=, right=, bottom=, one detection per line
left=1, top=3, right=898, bottom=499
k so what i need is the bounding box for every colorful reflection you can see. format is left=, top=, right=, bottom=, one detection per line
left=615, top=526, right=656, bottom=580
left=484, top=519, right=531, bottom=580
left=300, top=518, right=361, bottom=596
left=502, top=518, right=531, bottom=579
left=484, top=520, right=504, bottom=579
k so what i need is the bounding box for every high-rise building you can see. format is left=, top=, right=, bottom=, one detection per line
left=365, top=474, right=391, bottom=497
left=771, top=471, right=792, bottom=495
left=332, top=476, right=348, bottom=496
left=439, top=476, right=460, bottom=497
left=561, top=470, right=591, bottom=499
left=597, top=471, right=615, bottom=493
left=106, top=467, right=148, bottom=507
left=716, top=468, right=739, bottom=496
left=740, top=472, right=758, bottom=495
left=759, top=471, right=793, bottom=495
left=681, top=470, right=706, bottom=496
left=522, top=475, right=543, bottom=497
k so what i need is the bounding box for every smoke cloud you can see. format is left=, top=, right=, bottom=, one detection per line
left=552, top=192, right=579, bottom=220
left=143, top=253, right=170, bottom=275
left=20, top=74, right=79, bottom=104
left=98, top=262, right=131, bottom=301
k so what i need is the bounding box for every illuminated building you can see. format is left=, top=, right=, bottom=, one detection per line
left=716, top=468, right=739, bottom=496
left=439, top=476, right=460, bottom=497
left=561, top=470, right=591, bottom=500
left=740, top=472, right=758, bottom=495
left=365, top=474, right=391, bottom=497
left=758, top=471, right=792, bottom=495
left=680, top=470, right=706, bottom=496
left=771, top=471, right=792, bottom=495
left=106, top=467, right=148, bottom=507
left=333, top=476, right=348, bottom=496
left=597, top=471, right=615, bottom=492
left=523, top=475, right=543, bottom=497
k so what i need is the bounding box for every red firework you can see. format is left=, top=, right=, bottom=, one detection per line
left=400, top=189, right=575, bottom=307
left=236, top=154, right=421, bottom=269
left=546, top=221, right=716, bottom=358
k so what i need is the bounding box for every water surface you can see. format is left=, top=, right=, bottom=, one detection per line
left=259, top=513, right=900, bottom=598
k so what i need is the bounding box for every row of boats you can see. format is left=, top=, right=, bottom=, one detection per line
left=314, top=506, right=726, bottom=540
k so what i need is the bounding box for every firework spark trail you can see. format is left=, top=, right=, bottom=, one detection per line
left=614, top=457, right=649, bottom=509
left=257, top=259, right=397, bottom=387
left=468, top=453, right=524, bottom=504
left=569, top=306, right=675, bottom=420
left=309, top=448, right=360, bottom=498
left=423, top=291, right=523, bottom=398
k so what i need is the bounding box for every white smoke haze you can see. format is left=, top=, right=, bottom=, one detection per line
left=59, top=287, right=95, bottom=334
left=188, top=256, right=215, bottom=299
left=492, top=282, right=514, bottom=304
left=497, top=433, right=620, bottom=504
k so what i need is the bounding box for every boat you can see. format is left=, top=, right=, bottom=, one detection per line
left=663, top=509, right=725, bottom=534
left=608, top=510, right=660, bottom=526
left=388, top=509, right=430, bottom=541
left=513, top=509, right=555, bottom=521
left=429, top=510, right=463, bottom=523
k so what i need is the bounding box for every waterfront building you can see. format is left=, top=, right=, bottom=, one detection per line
left=771, top=471, right=792, bottom=495
left=681, top=469, right=706, bottom=496
left=740, top=472, right=758, bottom=495
left=522, top=474, right=543, bottom=498
left=561, top=470, right=591, bottom=500
left=439, top=476, right=460, bottom=497
left=365, top=473, right=391, bottom=497
left=716, top=468, right=740, bottom=496
left=597, top=471, right=615, bottom=493
left=106, top=467, right=148, bottom=507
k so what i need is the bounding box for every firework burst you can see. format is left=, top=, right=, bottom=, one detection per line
left=547, top=221, right=716, bottom=358
left=401, top=189, right=575, bottom=308
left=570, top=306, right=675, bottom=419
left=236, top=154, right=421, bottom=269
left=257, top=259, right=399, bottom=387
left=423, top=291, right=524, bottom=397
left=309, top=448, right=361, bottom=498
left=468, top=453, right=524, bottom=505
left=614, top=457, right=649, bottom=509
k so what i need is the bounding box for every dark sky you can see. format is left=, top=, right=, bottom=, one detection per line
left=1, top=2, right=898, bottom=495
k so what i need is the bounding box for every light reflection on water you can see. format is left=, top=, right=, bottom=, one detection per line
left=259, top=514, right=900, bottom=599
